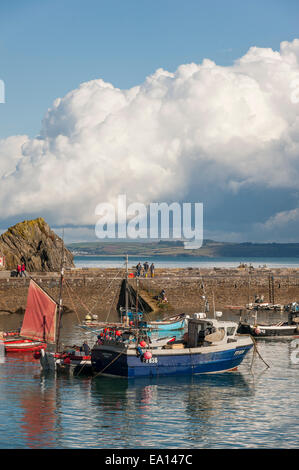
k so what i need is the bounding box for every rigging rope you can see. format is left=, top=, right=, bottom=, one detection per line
left=89, top=266, right=126, bottom=314
left=92, top=350, right=125, bottom=378
left=64, top=265, right=126, bottom=319
left=64, top=280, right=82, bottom=324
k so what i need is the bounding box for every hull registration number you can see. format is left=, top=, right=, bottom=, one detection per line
left=234, top=349, right=245, bottom=356
left=142, top=357, right=158, bottom=364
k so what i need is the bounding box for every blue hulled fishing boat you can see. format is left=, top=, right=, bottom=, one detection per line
left=91, top=317, right=253, bottom=378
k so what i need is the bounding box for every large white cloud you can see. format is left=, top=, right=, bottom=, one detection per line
left=1, top=38, right=299, bottom=239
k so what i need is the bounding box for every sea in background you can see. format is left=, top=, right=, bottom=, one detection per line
left=74, top=255, right=299, bottom=269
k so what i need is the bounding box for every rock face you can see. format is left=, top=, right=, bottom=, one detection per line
left=0, top=218, right=74, bottom=271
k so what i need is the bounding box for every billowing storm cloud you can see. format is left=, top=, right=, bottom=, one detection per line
left=1, top=38, right=299, bottom=241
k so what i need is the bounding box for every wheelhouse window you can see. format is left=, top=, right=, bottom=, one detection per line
left=226, top=327, right=236, bottom=336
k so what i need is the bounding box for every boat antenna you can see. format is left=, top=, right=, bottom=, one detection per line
left=55, top=227, right=65, bottom=352
left=212, top=291, right=216, bottom=318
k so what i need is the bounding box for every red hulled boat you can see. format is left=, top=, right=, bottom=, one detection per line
left=3, top=280, right=58, bottom=353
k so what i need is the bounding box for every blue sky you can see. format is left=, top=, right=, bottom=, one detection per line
left=1, top=0, right=299, bottom=138
left=1, top=1, right=299, bottom=244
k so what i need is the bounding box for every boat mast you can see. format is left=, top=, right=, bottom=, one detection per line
left=125, top=254, right=129, bottom=319
left=55, top=229, right=65, bottom=352
left=212, top=291, right=216, bottom=318
left=136, top=277, right=139, bottom=328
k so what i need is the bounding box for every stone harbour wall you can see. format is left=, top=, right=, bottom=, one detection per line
left=1, top=267, right=299, bottom=324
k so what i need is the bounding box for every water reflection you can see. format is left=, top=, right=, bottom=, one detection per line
left=19, top=376, right=57, bottom=448
left=183, top=373, right=253, bottom=444
left=88, top=372, right=254, bottom=448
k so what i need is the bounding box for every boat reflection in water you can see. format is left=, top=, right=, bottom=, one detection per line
left=19, top=376, right=57, bottom=449
left=1, top=353, right=59, bottom=449
left=89, top=372, right=254, bottom=448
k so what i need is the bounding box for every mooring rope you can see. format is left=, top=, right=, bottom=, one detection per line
left=74, top=359, right=90, bottom=376
left=92, top=349, right=125, bottom=378
left=249, top=334, right=270, bottom=370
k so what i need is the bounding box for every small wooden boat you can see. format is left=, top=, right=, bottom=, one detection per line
left=238, top=321, right=299, bottom=338
left=237, top=312, right=299, bottom=338
left=3, top=279, right=58, bottom=353
left=144, top=315, right=186, bottom=331
left=82, top=312, right=186, bottom=332
left=140, top=314, right=187, bottom=331
left=38, top=349, right=92, bottom=374
left=39, top=265, right=94, bottom=374
left=5, top=338, right=47, bottom=353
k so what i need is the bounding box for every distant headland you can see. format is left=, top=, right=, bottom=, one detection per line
left=67, top=239, right=299, bottom=258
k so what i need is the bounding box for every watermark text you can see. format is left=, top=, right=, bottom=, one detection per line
left=290, top=339, right=299, bottom=364
left=95, top=195, right=203, bottom=249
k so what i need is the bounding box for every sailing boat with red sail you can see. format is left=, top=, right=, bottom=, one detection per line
left=3, top=280, right=58, bottom=353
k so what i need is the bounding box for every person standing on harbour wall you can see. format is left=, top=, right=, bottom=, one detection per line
left=150, top=263, right=155, bottom=277
left=21, top=263, right=26, bottom=277
left=17, top=264, right=21, bottom=277
left=143, top=261, right=149, bottom=277
left=136, top=262, right=142, bottom=277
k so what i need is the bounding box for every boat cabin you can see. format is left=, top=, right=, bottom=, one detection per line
left=187, top=318, right=238, bottom=348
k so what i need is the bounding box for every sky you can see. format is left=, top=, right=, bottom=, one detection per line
left=1, top=0, right=299, bottom=243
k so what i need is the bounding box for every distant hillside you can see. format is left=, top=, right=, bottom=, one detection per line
left=67, top=240, right=299, bottom=258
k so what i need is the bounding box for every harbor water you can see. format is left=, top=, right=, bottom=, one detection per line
left=0, top=313, right=298, bottom=449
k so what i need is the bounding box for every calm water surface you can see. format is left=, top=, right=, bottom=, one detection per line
left=0, top=317, right=298, bottom=449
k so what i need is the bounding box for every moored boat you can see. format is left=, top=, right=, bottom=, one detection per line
left=5, top=338, right=47, bottom=353
left=91, top=317, right=253, bottom=378
left=141, top=314, right=187, bottom=331
left=39, top=264, right=95, bottom=375
left=237, top=311, right=299, bottom=338
left=2, top=279, right=57, bottom=353
left=40, top=348, right=92, bottom=374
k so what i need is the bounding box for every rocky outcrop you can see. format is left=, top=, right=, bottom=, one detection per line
left=0, top=218, right=74, bottom=271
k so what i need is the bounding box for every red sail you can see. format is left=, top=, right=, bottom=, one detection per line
left=20, top=280, right=57, bottom=343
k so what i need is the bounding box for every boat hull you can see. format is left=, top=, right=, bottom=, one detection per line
left=40, top=349, right=92, bottom=374
left=4, top=338, right=46, bottom=353
left=238, top=323, right=299, bottom=338
left=146, top=319, right=185, bottom=331
left=91, top=340, right=253, bottom=378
